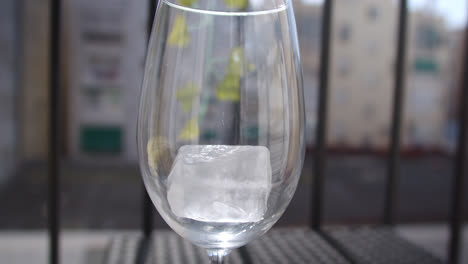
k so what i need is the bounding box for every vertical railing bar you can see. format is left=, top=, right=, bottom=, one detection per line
left=142, top=181, right=153, bottom=239
left=14, top=0, right=23, bottom=169
left=310, top=0, right=333, bottom=230
left=383, top=0, right=408, bottom=226
left=48, top=0, right=61, bottom=263
left=136, top=1, right=158, bottom=264
left=142, top=0, right=157, bottom=240
left=448, top=18, right=468, bottom=264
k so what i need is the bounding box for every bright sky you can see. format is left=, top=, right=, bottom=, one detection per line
left=410, top=0, right=466, bottom=29
left=302, top=0, right=467, bottom=29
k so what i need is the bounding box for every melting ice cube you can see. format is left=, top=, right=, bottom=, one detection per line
left=167, top=145, right=272, bottom=223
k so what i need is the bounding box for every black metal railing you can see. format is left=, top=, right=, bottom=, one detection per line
left=48, top=0, right=61, bottom=263
left=310, top=0, right=332, bottom=231
left=449, top=22, right=468, bottom=264
left=384, top=0, right=408, bottom=226
left=46, top=0, right=467, bottom=263
left=136, top=2, right=158, bottom=264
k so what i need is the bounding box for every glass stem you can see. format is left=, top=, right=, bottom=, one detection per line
left=207, top=249, right=229, bottom=264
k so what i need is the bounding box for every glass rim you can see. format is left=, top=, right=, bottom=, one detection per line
left=160, top=0, right=290, bottom=16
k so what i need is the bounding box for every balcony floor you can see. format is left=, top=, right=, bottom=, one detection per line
left=0, top=225, right=467, bottom=264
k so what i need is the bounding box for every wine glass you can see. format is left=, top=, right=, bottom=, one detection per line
left=138, top=0, right=304, bottom=262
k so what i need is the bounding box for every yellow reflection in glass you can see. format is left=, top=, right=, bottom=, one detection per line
left=178, top=0, right=196, bottom=7
left=176, top=82, right=200, bottom=112
left=147, top=136, right=169, bottom=170
left=216, top=74, right=240, bottom=101
left=168, top=15, right=190, bottom=47
left=216, top=47, right=254, bottom=102
left=226, top=47, right=245, bottom=77
left=224, top=0, right=248, bottom=10
left=179, top=118, right=199, bottom=140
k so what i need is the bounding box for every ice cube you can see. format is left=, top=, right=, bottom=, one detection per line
left=167, top=145, right=272, bottom=223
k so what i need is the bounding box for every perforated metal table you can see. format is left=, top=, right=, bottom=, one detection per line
left=105, top=228, right=442, bottom=264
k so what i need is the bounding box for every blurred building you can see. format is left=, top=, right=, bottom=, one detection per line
left=64, top=0, right=147, bottom=162
left=447, top=29, right=466, bottom=120
left=327, top=0, right=397, bottom=149
left=13, top=0, right=464, bottom=166
left=16, top=0, right=147, bottom=163
left=0, top=0, right=18, bottom=183
left=444, top=27, right=466, bottom=151
left=296, top=0, right=457, bottom=151
left=403, top=9, right=453, bottom=150
left=294, top=1, right=321, bottom=145
left=295, top=0, right=398, bottom=149
left=17, top=0, right=50, bottom=163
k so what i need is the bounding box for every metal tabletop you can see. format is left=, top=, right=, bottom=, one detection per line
left=105, top=228, right=442, bottom=264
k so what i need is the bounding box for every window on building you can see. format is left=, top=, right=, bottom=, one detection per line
left=367, top=6, right=379, bottom=21
left=362, top=103, right=376, bottom=120
left=380, top=125, right=388, bottom=138
left=413, top=58, right=439, bottom=73
left=360, top=135, right=373, bottom=149
left=337, top=57, right=351, bottom=77
left=416, top=24, right=442, bottom=50
left=335, top=88, right=349, bottom=104
left=339, top=24, right=352, bottom=43
left=333, top=120, right=347, bottom=142
left=364, top=72, right=378, bottom=87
